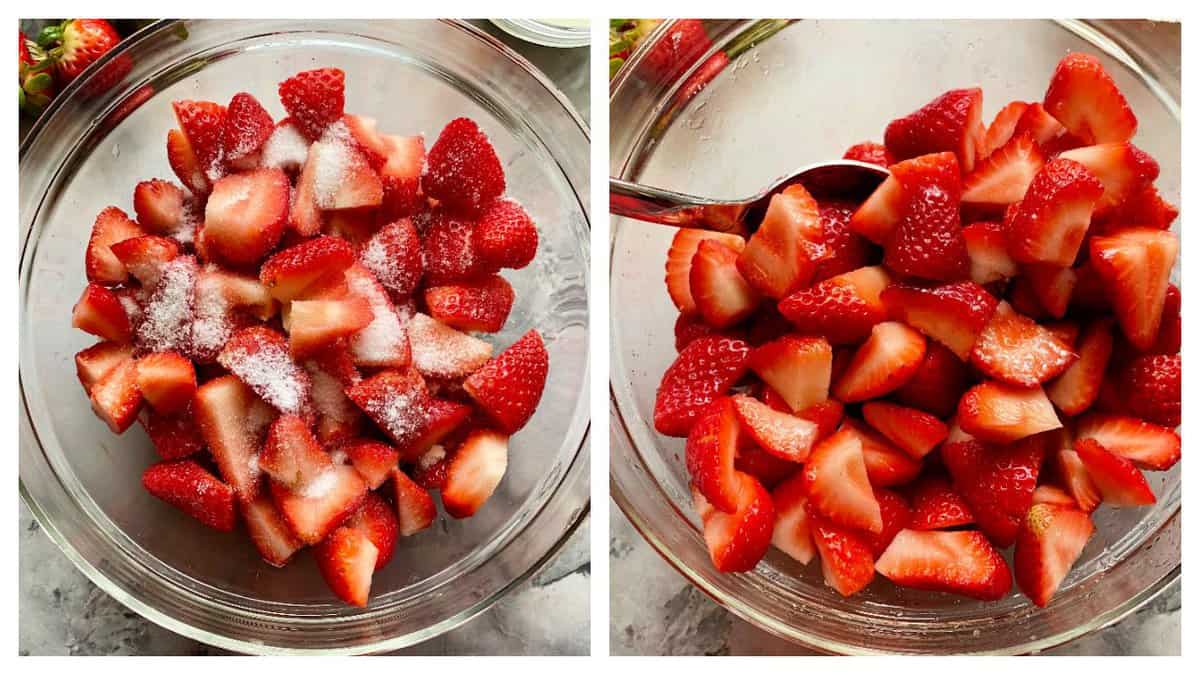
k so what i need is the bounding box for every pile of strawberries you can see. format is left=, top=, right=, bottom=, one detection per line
left=70, top=67, right=549, bottom=607
left=655, top=52, right=1180, bottom=607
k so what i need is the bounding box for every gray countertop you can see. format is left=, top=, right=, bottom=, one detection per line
left=610, top=500, right=1179, bottom=655
left=18, top=19, right=591, bottom=657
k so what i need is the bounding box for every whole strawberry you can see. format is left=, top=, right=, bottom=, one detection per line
left=1120, top=353, right=1181, bottom=428
left=37, top=19, right=121, bottom=83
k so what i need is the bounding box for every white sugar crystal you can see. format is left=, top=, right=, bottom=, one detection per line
left=190, top=270, right=232, bottom=357
left=247, top=452, right=260, bottom=475
left=417, top=444, right=446, bottom=471
left=311, top=121, right=354, bottom=209
left=408, top=312, right=492, bottom=378
left=261, top=122, right=310, bottom=172
left=329, top=448, right=349, bottom=465
left=363, top=382, right=423, bottom=443
left=137, top=257, right=197, bottom=353
left=347, top=269, right=408, bottom=366
left=223, top=339, right=305, bottom=415
left=305, top=360, right=354, bottom=419
left=300, top=467, right=337, bottom=498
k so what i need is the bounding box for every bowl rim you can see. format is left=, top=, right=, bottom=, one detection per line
left=19, top=18, right=591, bottom=655
left=608, top=17, right=1180, bottom=655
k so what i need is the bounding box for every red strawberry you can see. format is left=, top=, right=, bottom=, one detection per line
left=813, top=201, right=876, bottom=281
left=694, top=472, right=775, bottom=573
left=802, top=429, right=882, bottom=533
left=357, top=218, right=423, bottom=297
left=422, top=210, right=495, bottom=285
left=908, top=476, right=974, bottom=530
left=442, top=429, right=509, bottom=518
left=1033, top=484, right=1078, bottom=507
left=892, top=341, right=972, bottom=418
left=795, top=399, right=845, bottom=440
left=271, top=463, right=368, bottom=544
left=638, top=19, right=713, bottom=82
left=378, top=133, right=427, bottom=219
left=194, top=375, right=273, bottom=500
left=685, top=398, right=742, bottom=512
left=1023, top=264, right=1076, bottom=319
left=402, top=398, right=474, bottom=463
left=423, top=117, right=505, bottom=217
left=849, top=172, right=903, bottom=244
left=745, top=335, right=832, bottom=413
left=731, top=395, right=818, bottom=464
left=778, top=265, right=890, bottom=344
left=945, top=434, right=1047, bottom=545
left=172, top=100, right=227, bottom=181
left=842, top=141, right=892, bottom=168
left=287, top=297, right=374, bottom=356
left=962, top=134, right=1045, bottom=206
left=1118, top=353, right=1181, bottom=428
left=970, top=301, right=1077, bottom=387
left=203, top=168, right=290, bottom=266
left=338, top=440, right=398, bottom=490
left=390, top=468, right=437, bottom=536
left=39, top=19, right=120, bottom=83
left=866, top=488, right=913, bottom=557
left=132, top=180, right=186, bottom=236
left=142, top=460, right=236, bottom=531
left=473, top=199, right=539, bottom=271
left=881, top=279, right=998, bottom=360
left=833, top=321, right=925, bottom=403
left=220, top=92, right=274, bottom=166
left=1014, top=502, right=1095, bottom=607
left=134, top=351, right=195, bottom=415
left=688, top=239, right=761, bottom=328
left=344, top=492, right=399, bottom=570
left=407, top=312, right=492, bottom=380
left=1006, top=158, right=1104, bottom=266
left=737, top=184, right=824, bottom=299
left=807, top=508, right=876, bottom=596
left=75, top=342, right=133, bottom=393
left=962, top=219, right=1019, bottom=285
left=979, top=101, right=1030, bottom=158
left=1043, top=52, right=1137, bottom=145
left=861, top=401, right=948, bottom=459
left=1095, top=184, right=1179, bottom=232
left=89, top=356, right=142, bottom=433
left=1089, top=228, right=1178, bottom=350
left=883, top=152, right=970, bottom=281
left=1075, top=413, right=1180, bottom=471
left=1043, top=320, right=1081, bottom=348
left=876, top=529, right=1012, bottom=600
left=884, top=88, right=985, bottom=172
left=340, top=264, right=412, bottom=369
left=240, top=495, right=304, bottom=567
left=653, top=336, right=750, bottom=437
left=289, top=145, right=324, bottom=236
left=72, top=283, right=132, bottom=343
left=166, top=128, right=209, bottom=195
left=462, top=330, right=548, bottom=434
left=1073, top=438, right=1155, bottom=506
left=278, top=68, right=345, bottom=141
left=1013, top=101, right=1073, bottom=151
left=666, top=231, right=746, bottom=315
left=1046, top=319, right=1114, bottom=415
left=957, top=381, right=1061, bottom=444
left=1050, top=431, right=1102, bottom=513
left=1058, top=142, right=1159, bottom=215
left=409, top=445, right=452, bottom=491
left=260, top=415, right=334, bottom=491
left=308, top=123, right=384, bottom=210
left=110, top=235, right=180, bottom=290
left=425, top=275, right=514, bottom=334
left=303, top=352, right=362, bottom=443
left=345, top=368, right=430, bottom=448
left=218, top=326, right=313, bottom=416
left=133, top=255, right=199, bottom=356
left=734, top=442, right=799, bottom=491
left=1147, top=284, right=1181, bottom=355
left=673, top=313, right=744, bottom=352
left=314, top=525, right=377, bottom=606
left=770, top=472, right=815, bottom=564
left=85, top=206, right=144, bottom=285
left=839, top=418, right=922, bottom=487
left=140, top=407, right=205, bottom=460
left=259, top=235, right=356, bottom=302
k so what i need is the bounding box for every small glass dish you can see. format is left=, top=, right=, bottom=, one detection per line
left=491, top=19, right=590, bottom=49
left=610, top=19, right=1179, bottom=655
left=20, top=19, right=590, bottom=654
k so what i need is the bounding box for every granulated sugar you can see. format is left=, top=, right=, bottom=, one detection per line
left=416, top=444, right=446, bottom=471
left=362, top=383, right=424, bottom=446
left=359, top=220, right=421, bottom=295
left=261, top=121, right=310, bottom=172
left=305, top=359, right=356, bottom=421
left=137, top=256, right=198, bottom=354
left=346, top=268, right=409, bottom=366
left=190, top=269, right=233, bottom=360
left=408, top=312, right=492, bottom=378
left=221, top=338, right=308, bottom=416
left=312, top=121, right=353, bottom=209
left=300, top=466, right=338, bottom=498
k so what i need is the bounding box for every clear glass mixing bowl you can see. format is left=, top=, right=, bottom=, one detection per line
left=20, top=19, right=590, bottom=654
left=609, top=19, right=1179, bottom=655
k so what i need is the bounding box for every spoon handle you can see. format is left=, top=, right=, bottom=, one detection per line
left=609, top=178, right=748, bottom=236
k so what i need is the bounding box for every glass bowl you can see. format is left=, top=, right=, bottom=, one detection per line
left=20, top=19, right=590, bottom=654
left=610, top=19, right=1179, bottom=655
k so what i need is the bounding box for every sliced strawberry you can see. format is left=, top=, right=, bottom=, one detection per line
left=1058, top=142, right=1159, bottom=215
left=861, top=401, right=947, bottom=459
left=218, top=326, right=313, bottom=416
left=866, top=488, right=913, bottom=557
left=1033, top=484, right=1079, bottom=508
left=883, top=152, right=969, bottom=281
left=962, top=134, right=1044, bottom=205
left=689, top=238, right=761, bottom=328
left=734, top=441, right=799, bottom=489
left=402, top=398, right=473, bottom=462
left=390, top=468, right=437, bottom=536
left=881, top=280, right=997, bottom=360
left=289, top=145, right=324, bottom=236
left=1118, top=353, right=1181, bottom=428
left=442, top=429, right=509, bottom=518
left=1051, top=430, right=1102, bottom=513
left=962, top=220, right=1019, bottom=285
left=833, top=321, right=925, bottom=403
left=970, top=301, right=1077, bottom=387
left=344, top=492, right=399, bottom=570
left=260, top=415, right=334, bottom=491
left=909, top=476, right=975, bottom=530
left=945, top=434, right=1047, bottom=546
left=1014, top=502, right=1095, bottom=607
left=1073, top=438, right=1155, bottom=507
left=892, top=341, right=972, bottom=418
left=808, top=508, right=876, bottom=596
left=1046, top=319, right=1114, bottom=415
left=345, top=368, right=430, bottom=449
left=849, top=172, right=903, bottom=244
left=1043, top=52, right=1137, bottom=145
left=802, top=429, right=882, bottom=533
left=85, top=206, right=144, bottom=285
left=462, top=329, right=548, bottom=434
left=422, top=275, right=514, bottom=334
left=737, top=183, right=824, bottom=298
left=811, top=202, right=874, bottom=282
left=769, top=472, right=815, bottom=564
left=89, top=356, right=142, bottom=433
left=202, top=168, right=289, bottom=266
left=840, top=418, right=922, bottom=487
left=110, top=235, right=180, bottom=290
left=473, top=199, right=539, bottom=271
left=72, top=283, right=132, bottom=343
left=314, top=525, right=377, bottom=606
left=1006, top=157, right=1104, bottom=266
left=134, top=255, right=199, bottom=356
left=957, top=381, right=1061, bottom=444
left=745, top=335, right=831, bottom=413
left=1095, top=184, right=1179, bottom=232
left=674, top=313, right=742, bottom=352
left=422, top=210, right=495, bottom=285
left=378, top=133, right=427, bottom=219
left=408, top=312, right=493, bottom=380
left=132, top=180, right=186, bottom=236
left=1147, top=284, right=1181, bottom=355
left=694, top=471, right=775, bottom=573
left=1089, top=228, right=1178, bottom=350
left=843, top=141, right=892, bottom=168
left=685, top=398, right=742, bottom=513
left=194, top=375, right=273, bottom=500
left=241, top=495, right=304, bottom=567
left=653, top=336, right=750, bottom=437
left=308, top=122, right=384, bottom=210
left=1076, top=413, right=1180, bottom=471
left=1023, top=264, right=1076, bottom=319
left=979, top=100, right=1030, bottom=158
left=166, top=127, right=210, bottom=195
left=1013, top=101, right=1072, bottom=150
left=1043, top=320, right=1081, bottom=348
left=665, top=229, right=746, bottom=315
left=795, top=399, right=845, bottom=440
left=220, top=92, right=273, bottom=166
left=884, top=88, right=984, bottom=172
left=423, top=117, right=505, bottom=217
left=341, top=440, right=400, bottom=490
left=172, top=100, right=226, bottom=181
left=142, top=459, right=236, bottom=531
left=259, top=235, right=356, bottom=302
left=140, top=407, right=206, bottom=460
left=356, top=218, right=423, bottom=298
left=271, top=463, right=368, bottom=545
left=278, top=68, right=345, bottom=141
left=303, top=353, right=362, bottom=443
left=343, top=264, right=412, bottom=369
left=731, top=395, right=818, bottom=464
left=134, top=351, right=196, bottom=414
left=287, top=297, right=374, bottom=357
left=778, top=265, right=890, bottom=344
left=76, top=342, right=133, bottom=393
left=876, top=529, right=1011, bottom=600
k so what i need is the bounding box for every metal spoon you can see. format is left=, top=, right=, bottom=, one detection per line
left=610, top=160, right=890, bottom=237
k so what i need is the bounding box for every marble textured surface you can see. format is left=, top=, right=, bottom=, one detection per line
left=610, top=501, right=1179, bottom=656
left=19, top=19, right=591, bottom=656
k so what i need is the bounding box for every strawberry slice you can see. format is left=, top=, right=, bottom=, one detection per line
left=359, top=218, right=424, bottom=298
left=692, top=238, right=762, bottom=327
left=72, top=283, right=132, bottom=344
left=220, top=92, right=274, bottom=167
left=970, top=301, right=1077, bottom=387
left=833, top=321, right=925, bottom=403
left=344, top=492, right=399, bottom=570
left=944, top=433, right=1047, bottom=545
left=802, top=429, right=882, bottom=533
left=1013, top=101, right=1075, bottom=150
left=132, top=180, right=186, bottom=236
left=861, top=488, right=910, bottom=558
left=737, top=183, right=824, bottom=298
left=342, top=440, right=400, bottom=490
left=962, top=134, right=1044, bottom=205
left=463, top=329, right=549, bottom=434
left=979, top=100, right=1030, bottom=158
left=849, top=172, right=903, bottom=244
left=89, top=356, right=142, bottom=433
left=75, top=342, right=133, bottom=393
left=734, top=442, right=799, bottom=490
left=278, top=68, right=345, bottom=141
left=1147, top=283, right=1181, bottom=355
left=876, top=529, right=1012, bottom=600
left=1058, top=142, right=1159, bottom=215
left=881, top=280, right=998, bottom=360
left=1046, top=319, right=1114, bottom=415
left=769, top=472, right=815, bottom=564
left=303, top=353, right=362, bottom=443
left=1076, top=413, right=1180, bottom=471
left=172, top=100, right=226, bottom=181
left=314, top=525, right=377, bottom=606
left=685, top=398, right=742, bottom=513
left=142, top=459, right=236, bottom=531
left=1006, top=157, right=1104, bottom=266
left=1119, top=353, right=1181, bottom=428
left=883, top=152, right=969, bottom=281
left=260, top=415, right=334, bottom=491
left=807, top=508, right=876, bottom=596
left=1033, top=484, right=1078, bottom=508
left=1043, top=52, right=1137, bottom=145
left=908, top=476, right=975, bottom=530
left=134, top=255, right=199, bottom=356
left=422, top=210, right=495, bottom=284
left=408, top=312, right=493, bottom=380
left=378, top=134, right=427, bottom=219
left=778, top=265, right=890, bottom=344
left=795, top=399, right=845, bottom=440
left=1043, top=320, right=1081, bottom=348
left=1074, top=438, right=1155, bottom=506
left=202, top=168, right=290, bottom=266
left=1051, top=431, right=1102, bottom=513
left=473, top=199, right=539, bottom=271
left=423, top=117, right=505, bottom=217
left=843, top=141, right=893, bottom=168
left=442, top=429, right=509, bottom=518
left=308, top=122, right=384, bottom=210
left=884, top=88, right=984, bottom=172
left=957, top=381, right=1061, bottom=444
left=731, top=395, right=818, bottom=464
left=343, top=263, right=412, bottom=369
left=861, top=401, right=948, bottom=459
left=664, top=229, right=746, bottom=314
left=390, top=467, right=437, bottom=536
left=962, top=220, right=1019, bottom=285
left=287, top=297, right=374, bottom=357
left=840, top=418, right=922, bottom=488
left=271, top=463, right=368, bottom=545
left=694, top=471, right=775, bottom=573
left=240, top=495, right=304, bottom=567
left=401, top=398, right=473, bottom=462
left=140, top=407, right=205, bottom=460
left=194, top=375, right=274, bottom=500
left=1095, top=184, right=1179, bottom=232
left=1023, top=264, right=1076, bottom=319
left=1014, top=502, right=1095, bottom=607
left=86, top=206, right=144, bottom=285
left=111, top=235, right=181, bottom=290
left=259, top=235, right=356, bottom=302
left=346, top=368, right=431, bottom=450
left=289, top=144, right=324, bottom=236
left=134, top=351, right=196, bottom=415
left=745, top=335, right=832, bottom=413
left=218, top=326, right=313, bottom=416
left=1089, top=227, right=1179, bottom=350
left=892, top=342, right=972, bottom=418
left=425, top=276, right=514, bottom=333
left=166, top=127, right=210, bottom=195
left=654, top=336, right=751, bottom=437
left=813, top=202, right=875, bottom=282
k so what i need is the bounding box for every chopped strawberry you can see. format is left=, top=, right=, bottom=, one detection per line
left=72, top=283, right=132, bottom=343
left=1006, top=158, right=1104, bottom=266
left=731, top=395, right=818, bottom=464
left=842, top=141, right=892, bottom=168
left=462, top=329, right=548, bottom=434
left=808, top=508, right=876, bottom=596
left=1046, top=319, right=1114, bottom=415
left=473, top=199, right=539, bottom=271
left=166, top=127, right=209, bottom=195
left=442, top=429, right=509, bottom=518
left=314, top=525, right=377, bottom=607
left=893, top=342, right=972, bottom=418
left=694, top=472, right=775, bottom=573
left=795, top=399, right=845, bottom=440
left=884, top=88, right=984, bottom=172
left=172, top=100, right=226, bottom=182
left=673, top=313, right=743, bottom=352
left=259, top=116, right=313, bottom=172
left=202, top=168, right=290, bottom=266
left=881, top=280, right=998, bottom=360
left=342, top=264, right=413, bottom=369
left=134, top=351, right=196, bottom=414
left=745, top=335, right=832, bottom=413
left=876, top=529, right=1011, bottom=600
left=132, top=180, right=186, bottom=235
left=945, top=433, right=1047, bottom=545
left=271, top=463, right=368, bottom=544
left=957, top=381, right=1061, bottom=444
left=194, top=375, right=274, bottom=500
left=355, top=218, right=423, bottom=298
left=240, top=495, right=304, bottom=567
left=84, top=353, right=142, bottom=436
left=308, top=122, right=384, bottom=210
left=1095, top=184, right=1179, bottom=232
left=1089, top=227, right=1178, bottom=350
left=1043, top=320, right=1081, bottom=348
left=344, top=492, right=399, bottom=570
left=1033, top=484, right=1079, bottom=508
left=734, top=441, right=799, bottom=489
left=666, top=230, right=747, bottom=316
left=259, top=235, right=356, bottom=302
left=142, top=460, right=236, bottom=531
left=883, top=152, right=970, bottom=281
left=1023, top=264, right=1076, bottom=319
left=962, top=134, right=1044, bottom=205
left=423, top=117, right=505, bottom=217
left=1118, top=353, right=1181, bottom=428
left=813, top=201, right=876, bottom=281
left=401, top=398, right=474, bottom=462
left=1076, top=413, right=1180, bottom=471
left=303, top=352, right=363, bottom=443
left=422, top=210, right=496, bottom=284
left=134, top=255, right=199, bottom=356
left=345, top=368, right=431, bottom=450
left=685, top=398, right=742, bottom=513
left=1013, top=101, right=1075, bottom=152
left=688, top=238, right=761, bottom=327
left=849, top=172, right=904, bottom=244
left=76, top=342, right=134, bottom=393
left=407, top=312, right=493, bottom=380
left=218, top=326, right=313, bottom=416
left=221, top=92, right=274, bottom=166
left=962, top=220, right=1019, bottom=285
left=260, top=415, right=334, bottom=491
left=1014, top=502, right=1095, bottom=607
left=390, top=468, right=437, bottom=536
left=289, top=145, right=324, bottom=236
left=833, top=321, right=926, bottom=403
left=970, top=301, right=1077, bottom=387
left=425, top=275, right=514, bottom=334
left=840, top=418, right=923, bottom=488
left=861, top=401, right=948, bottom=459
left=1073, top=438, right=1155, bottom=507
left=866, top=488, right=913, bottom=557
left=278, top=68, right=345, bottom=141
left=377, top=133, right=427, bottom=219
left=287, top=297, right=374, bottom=356
left=111, top=235, right=181, bottom=290
left=908, top=476, right=975, bottom=530
left=979, top=100, right=1030, bottom=158
left=1043, top=52, right=1137, bottom=145
left=1051, top=431, right=1102, bottom=513
left=778, top=265, right=890, bottom=344
left=1147, top=284, right=1181, bottom=355
left=342, top=440, right=400, bottom=490
left=802, top=429, right=882, bottom=533
left=140, top=407, right=206, bottom=460
left=738, top=184, right=825, bottom=298
left=1058, top=142, right=1159, bottom=215
left=770, top=472, right=815, bottom=564
left=86, top=206, right=144, bottom=285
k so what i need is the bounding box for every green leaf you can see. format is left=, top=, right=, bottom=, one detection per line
left=24, top=72, right=53, bottom=94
